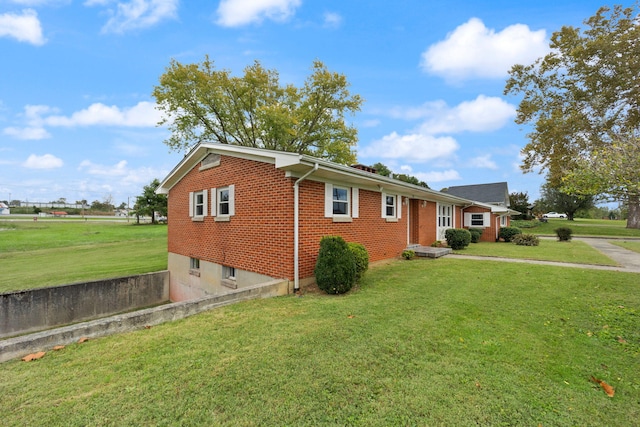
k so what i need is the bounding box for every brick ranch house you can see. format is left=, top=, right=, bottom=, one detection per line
left=157, top=143, right=517, bottom=301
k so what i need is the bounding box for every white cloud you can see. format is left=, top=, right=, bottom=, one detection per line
left=3, top=126, right=50, bottom=140
left=79, top=159, right=129, bottom=176
left=0, top=9, right=46, bottom=45
left=387, top=95, right=516, bottom=134
left=323, top=12, right=342, bottom=29
left=469, top=154, right=498, bottom=170
left=87, top=0, right=178, bottom=33
left=216, top=0, right=301, bottom=27
left=44, top=101, right=160, bottom=127
left=23, top=154, right=63, bottom=169
left=416, top=170, right=461, bottom=183
left=421, top=17, right=549, bottom=80
left=361, top=132, right=459, bottom=162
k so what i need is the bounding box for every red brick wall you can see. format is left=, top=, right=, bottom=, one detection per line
left=168, top=156, right=296, bottom=279
left=168, top=155, right=412, bottom=281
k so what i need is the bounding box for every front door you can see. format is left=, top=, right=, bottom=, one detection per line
left=437, top=203, right=453, bottom=240
left=409, top=199, right=420, bottom=245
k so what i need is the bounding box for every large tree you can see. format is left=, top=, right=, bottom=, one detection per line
left=153, top=57, right=363, bottom=165
left=537, top=182, right=594, bottom=221
left=509, top=191, right=531, bottom=220
left=504, top=5, right=640, bottom=228
left=135, top=179, right=167, bottom=224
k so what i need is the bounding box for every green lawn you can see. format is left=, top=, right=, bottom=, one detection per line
left=0, top=221, right=167, bottom=293
left=609, top=240, right=640, bottom=254
left=1, top=258, right=638, bottom=425
left=513, top=218, right=640, bottom=238
left=454, top=239, right=619, bottom=266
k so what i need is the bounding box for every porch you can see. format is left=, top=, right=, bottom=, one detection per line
left=406, top=244, right=452, bottom=258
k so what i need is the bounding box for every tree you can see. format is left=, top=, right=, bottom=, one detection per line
left=135, top=179, right=167, bottom=224
left=537, top=182, right=594, bottom=221
left=153, top=57, right=363, bottom=165
left=370, top=162, right=430, bottom=188
left=504, top=5, right=640, bottom=228
left=509, top=191, right=531, bottom=220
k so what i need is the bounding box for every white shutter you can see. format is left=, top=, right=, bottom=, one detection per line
left=202, top=189, right=208, bottom=217
left=464, top=212, right=471, bottom=227
left=397, top=196, right=402, bottom=219
left=210, top=188, right=217, bottom=216
left=228, top=184, right=235, bottom=216
left=484, top=212, right=490, bottom=226
left=381, top=192, right=386, bottom=218
left=189, top=192, right=194, bottom=217
left=351, top=187, right=359, bottom=218
left=324, top=183, right=333, bottom=217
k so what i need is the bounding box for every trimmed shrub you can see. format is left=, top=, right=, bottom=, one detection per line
left=430, top=240, right=443, bottom=247
left=499, top=226, right=522, bottom=242
left=314, top=236, right=356, bottom=294
left=347, top=242, right=369, bottom=281
left=512, top=233, right=540, bottom=246
left=555, top=227, right=573, bottom=241
left=469, top=228, right=483, bottom=243
left=402, top=249, right=415, bottom=260
left=445, top=228, right=472, bottom=250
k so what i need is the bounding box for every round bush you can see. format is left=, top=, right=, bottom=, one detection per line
left=347, top=242, right=369, bottom=281
left=555, top=227, right=573, bottom=241
left=468, top=228, right=483, bottom=243
left=445, top=228, right=472, bottom=250
left=499, top=226, right=522, bottom=242
left=314, top=236, right=356, bottom=294
left=512, top=233, right=540, bottom=246
left=402, top=249, right=415, bottom=260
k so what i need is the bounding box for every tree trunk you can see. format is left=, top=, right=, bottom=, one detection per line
left=627, top=194, right=640, bottom=229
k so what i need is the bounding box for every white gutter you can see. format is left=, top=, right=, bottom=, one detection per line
left=293, top=163, right=319, bottom=292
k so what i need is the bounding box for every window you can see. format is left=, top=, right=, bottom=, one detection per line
left=189, top=190, right=207, bottom=220
left=500, top=215, right=508, bottom=227
left=222, top=265, right=237, bottom=289
left=438, top=204, right=452, bottom=227
left=470, top=213, right=484, bottom=226
left=223, top=265, right=236, bottom=280
left=324, top=183, right=358, bottom=220
left=381, top=193, right=401, bottom=220
left=333, top=186, right=349, bottom=215
left=219, top=188, right=230, bottom=215
left=189, top=257, right=200, bottom=276
left=464, top=212, right=490, bottom=227
left=210, top=185, right=235, bottom=219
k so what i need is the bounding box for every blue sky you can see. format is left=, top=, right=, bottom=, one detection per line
left=0, top=0, right=612, bottom=207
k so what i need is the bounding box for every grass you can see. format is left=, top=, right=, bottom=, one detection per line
left=454, top=239, right=619, bottom=266
left=1, top=258, right=638, bottom=425
left=609, top=240, right=640, bottom=254
left=0, top=221, right=167, bottom=293
left=512, top=218, right=640, bottom=238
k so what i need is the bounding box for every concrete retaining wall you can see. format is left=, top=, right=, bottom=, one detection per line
left=0, top=271, right=169, bottom=339
left=0, top=279, right=289, bottom=363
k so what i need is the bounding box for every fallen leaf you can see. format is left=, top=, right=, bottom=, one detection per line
left=586, top=331, right=593, bottom=337
left=590, top=376, right=615, bottom=397
left=78, top=337, right=89, bottom=343
left=22, top=351, right=46, bottom=362
left=475, top=381, right=482, bottom=389
left=145, top=325, right=152, bottom=329
left=53, top=345, right=65, bottom=351
left=347, top=315, right=355, bottom=319
left=602, top=325, right=609, bottom=329
left=617, top=336, right=627, bottom=343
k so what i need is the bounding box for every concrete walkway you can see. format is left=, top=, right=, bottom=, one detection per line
left=450, top=236, right=640, bottom=274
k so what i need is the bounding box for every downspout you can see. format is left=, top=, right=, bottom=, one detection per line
left=293, top=163, right=319, bottom=292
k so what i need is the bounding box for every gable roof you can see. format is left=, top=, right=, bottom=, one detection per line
left=443, top=182, right=510, bottom=207
left=157, top=143, right=515, bottom=214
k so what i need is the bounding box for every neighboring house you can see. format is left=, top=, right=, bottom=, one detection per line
left=157, top=143, right=517, bottom=301
left=0, top=202, right=9, bottom=215
left=444, top=182, right=518, bottom=242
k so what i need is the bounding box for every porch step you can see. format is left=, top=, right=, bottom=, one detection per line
left=409, top=246, right=452, bottom=258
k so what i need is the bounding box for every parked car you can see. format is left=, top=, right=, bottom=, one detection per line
left=543, top=212, right=566, bottom=218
